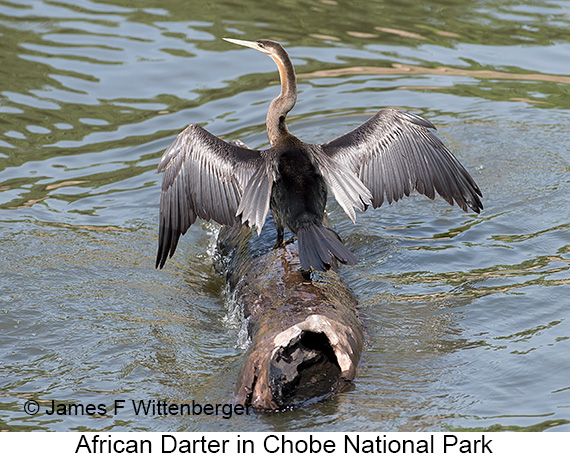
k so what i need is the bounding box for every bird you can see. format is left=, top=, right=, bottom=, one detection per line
left=155, top=38, right=482, bottom=271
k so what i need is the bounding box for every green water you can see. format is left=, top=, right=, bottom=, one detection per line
left=1, top=0, right=569, bottom=432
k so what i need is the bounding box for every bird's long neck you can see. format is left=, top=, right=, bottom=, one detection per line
left=266, top=52, right=297, bottom=146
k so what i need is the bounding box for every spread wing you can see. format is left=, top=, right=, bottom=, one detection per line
left=156, top=124, right=270, bottom=268
left=319, top=108, right=482, bottom=217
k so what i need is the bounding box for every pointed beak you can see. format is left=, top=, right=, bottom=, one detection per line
left=223, top=38, right=266, bottom=53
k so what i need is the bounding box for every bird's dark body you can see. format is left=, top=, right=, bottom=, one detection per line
left=268, top=136, right=358, bottom=270
left=270, top=139, right=327, bottom=240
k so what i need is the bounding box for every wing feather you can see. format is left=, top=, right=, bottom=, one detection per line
left=319, top=108, right=482, bottom=216
left=156, top=124, right=269, bottom=268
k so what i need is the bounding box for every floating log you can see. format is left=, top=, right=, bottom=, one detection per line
left=215, top=216, right=364, bottom=410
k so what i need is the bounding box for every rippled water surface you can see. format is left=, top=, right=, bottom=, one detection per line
left=1, top=0, right=569, bottom=432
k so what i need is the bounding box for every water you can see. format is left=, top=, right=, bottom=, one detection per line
left=1, top=0, right=569, bottom=432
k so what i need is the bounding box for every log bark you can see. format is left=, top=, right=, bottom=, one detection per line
left=215, top=216, right=364, bottom=410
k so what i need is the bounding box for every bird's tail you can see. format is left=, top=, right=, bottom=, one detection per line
left=297, top=225, right=357, bottom=271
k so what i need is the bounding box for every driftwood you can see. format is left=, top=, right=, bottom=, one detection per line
left=215, top=216, right=364, bottom=410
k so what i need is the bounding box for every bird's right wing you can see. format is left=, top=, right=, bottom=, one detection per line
left=319, top=109, right=483, bottom=219
left=156, top=124, right=270, bottom=268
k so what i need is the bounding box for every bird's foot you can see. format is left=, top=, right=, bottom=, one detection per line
left=283, top=236, right=296, bottom=246
left=273, top=236, right=296, bottom=249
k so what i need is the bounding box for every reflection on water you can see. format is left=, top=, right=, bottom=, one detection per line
left=1, top=0, right=570, bottom=432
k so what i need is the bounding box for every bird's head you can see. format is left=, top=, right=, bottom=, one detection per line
left=223, top=38, right=291, bottom=73
left=223, top=38, right=283, bottom=56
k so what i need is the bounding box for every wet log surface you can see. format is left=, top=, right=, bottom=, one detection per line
left=215, top=216, right=364, bottom=410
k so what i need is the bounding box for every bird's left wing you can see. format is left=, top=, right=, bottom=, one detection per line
left=318, top=109, right=482, bottom=218
left=156, top=124, right=268, bottom=268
